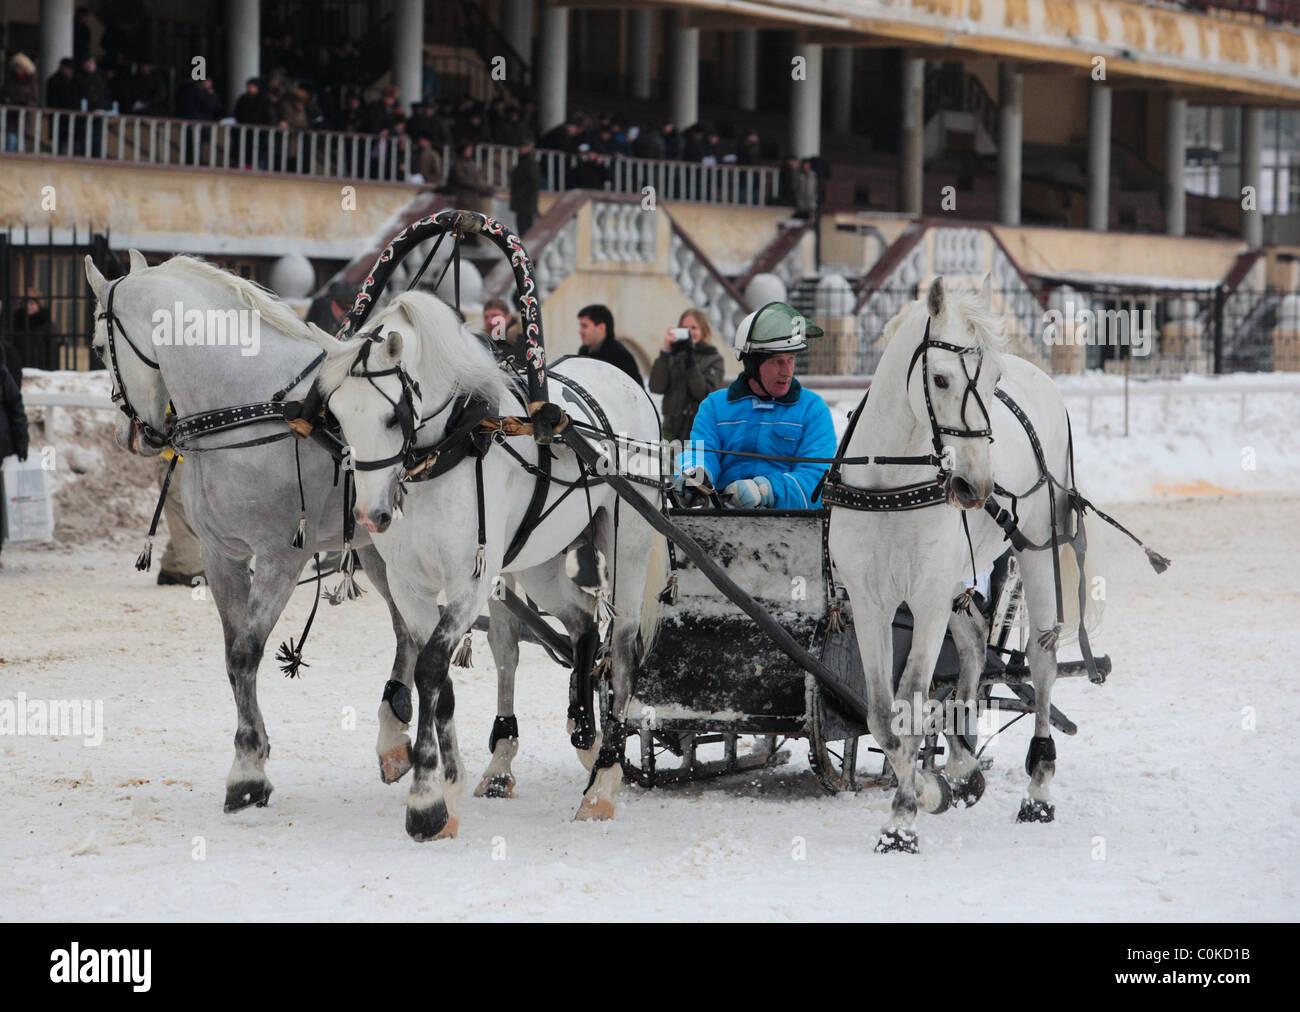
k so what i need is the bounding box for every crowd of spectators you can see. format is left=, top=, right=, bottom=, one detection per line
left=1, top=10, right=814, bottom=202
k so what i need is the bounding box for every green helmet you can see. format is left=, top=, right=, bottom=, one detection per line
left=730, top=302, right=823, bottom=361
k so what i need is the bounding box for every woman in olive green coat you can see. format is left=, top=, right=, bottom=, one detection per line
left=649, top=308, right=726, bottom=441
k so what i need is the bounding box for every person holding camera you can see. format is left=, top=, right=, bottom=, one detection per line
left=649, top=308, right=725, bottom=441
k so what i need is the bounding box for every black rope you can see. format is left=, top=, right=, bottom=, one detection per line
left=136, top=454, right=179, bottom=571
left=406, top=231, right=447, bottom=291
left=276, top=553, right=324, bottom=677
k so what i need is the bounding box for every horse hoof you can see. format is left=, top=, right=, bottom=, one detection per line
left=574, top=797, right=615, bottom=821
left=224, top=779, right=272, bottom=813
left=874, top=828, right=919, bottom=854
left=949, top=767, right=986, bottom=808
left=1017, top=798, right=1055, bottom=823
left=406, top=800, right=453, bottom=842
left=378, top=742, right=412, bottom=784
left=917, top=769, right=952, bottom=815
left=473, top=773, right=515, bottom=799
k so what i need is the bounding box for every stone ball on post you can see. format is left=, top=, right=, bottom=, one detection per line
left=744, top=272, right=787, bottom=308
left=268, top=253, right=316, bottom=299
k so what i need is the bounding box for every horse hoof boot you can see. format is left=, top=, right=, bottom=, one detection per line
left=917, top=769, right=953, bottom=815
left=874, top=828, right=919, bottom=854
left=224, top=779, right=272, bottom=813
left=406, top=800, right=454, bottom=842
left=950, top=768, right=986, bottom=808
left=378, top=742, right=412, bottom=784
left=1017, top=798, right=1055, bottom=823
left=574, top=797, right=615, bottom=821
left=474, top=773, right=515, bottom=799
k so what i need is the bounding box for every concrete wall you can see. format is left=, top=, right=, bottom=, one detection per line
left=992, top=222, right=1244, bottom=280
left=0, top=158, right=418, bottom=257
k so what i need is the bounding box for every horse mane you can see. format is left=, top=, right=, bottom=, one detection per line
left=318, top=290, right=511, bottom=405
left=159, top=255, right=336, bottom=351
left=885, top=284, right=1008, bottom=357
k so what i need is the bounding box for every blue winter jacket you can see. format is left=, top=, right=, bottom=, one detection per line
left=676, top=377, right=837, bottom=509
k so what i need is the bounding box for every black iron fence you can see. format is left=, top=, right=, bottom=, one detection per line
left=0, top=225, right=120, bottom=376
left=794, top=283, right=1300, bottom=377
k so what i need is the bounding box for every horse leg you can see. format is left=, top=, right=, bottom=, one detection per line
left=355, top=544, right=418, bottom=784
left=405, top=586, right=487, bottom=842
left=874, top=602, right=954, bottom=852
left=209, top=549, right=300, bottom=813
left=1016, top=549, right=1062, bottom=823
left=475, top=582, right=522, bottom=798
left=943, top=606, right=989, bottom=807
left=517, top=558, right=603, bottom=772
left=573, top=512, right=653, bottom=822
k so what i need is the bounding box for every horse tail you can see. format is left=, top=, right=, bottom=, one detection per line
left=1055, top=508, right=1106, bottom=645
left=635, top=533, right=670, bottom=665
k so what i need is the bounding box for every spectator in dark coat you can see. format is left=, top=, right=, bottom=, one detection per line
left=571, top=149, right=609, bottom=190
left=3, top=53, right=40, bottom=152
left=46, top=58, right=79, bottom=109
left=76, top=56, right=113, bottom=111
left=649, top=308, right=726, bottom=441
left=633, top=124, right=665, bottom=160
left=232, top=78, right=273, bottom=125
left=443, top=142, right=494, bottom=213
left=510, top=139, right=540, bottom=237
left=576, top=304, right=642, bottom=386
left=305, top=281, right=356, bottom=333
left=130, top=62, right=169, bottom=115
left=8, top=288, right=53, bottom=376
left=0, top=354, right=30, bottom=563
left=660, top=122, right=682, bottom=161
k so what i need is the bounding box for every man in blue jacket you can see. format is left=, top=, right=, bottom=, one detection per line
left=673, top=302, right=836, bottom=509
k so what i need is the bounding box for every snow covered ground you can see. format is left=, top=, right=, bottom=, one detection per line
left=3, top=497, right=1298, bottom=921
left=2, top=372, right=1299, bottom=920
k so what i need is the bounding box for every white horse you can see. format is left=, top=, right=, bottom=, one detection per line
left=82, top=252, right=504, bottom=809
left=320, top=290, right=665, bottom=841
left=828, top=276, right=1104, bottom=853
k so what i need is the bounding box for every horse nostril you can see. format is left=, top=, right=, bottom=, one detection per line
left=951, top=477, right=978, bottom=505
left=374, top=510, right=391, bottom=530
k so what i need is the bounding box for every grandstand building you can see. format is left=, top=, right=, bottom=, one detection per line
left=4, top=0, right=1300, bottom=376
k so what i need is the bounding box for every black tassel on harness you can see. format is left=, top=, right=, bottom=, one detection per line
left=1145, top=547, right=1171, bottom=574
left=137, top=455, right=179, bottom=572
left=275, top=637, right=311, bottom=678
left=325, top=544, right=364, bottom=605
left=452, top=632, right=474, bottom=668
left=658, top=573, right=678, bottom=605
left=290, top=516, right=306, bottom=550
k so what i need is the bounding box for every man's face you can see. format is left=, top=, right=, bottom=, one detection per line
left=483, top=307, right=508, bottom=338
left=577, top=316, right=605, bottom=347
left=756, top=353, right=796, bottom=397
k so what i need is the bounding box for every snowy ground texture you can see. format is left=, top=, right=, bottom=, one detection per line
left=3, top=374, right=1300, bottom=921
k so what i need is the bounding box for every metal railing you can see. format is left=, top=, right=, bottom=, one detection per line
left=0, top=105, right=411, bottom=182
left=474, top=142, right=780, bottom=206
left=794, top=283, right=1300, bottom=377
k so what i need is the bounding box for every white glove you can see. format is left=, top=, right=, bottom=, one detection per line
left=723, top=476, right=774, bottom=508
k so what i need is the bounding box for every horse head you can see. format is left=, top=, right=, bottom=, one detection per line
left=906, top=275, right=1005, bottom=510
left=85, top=250, right=173, bottom=456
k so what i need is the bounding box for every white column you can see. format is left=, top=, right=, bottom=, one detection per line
left=832, top=47, right=854, bottom=135
left=503, top=0, right=533, bottom=68
left=789, top=42, right=823, bottom=158
left=40, top=0, right=74, bottom=84
left=997, top=62, right=1023, bottom=227
left=226, top=0, right=260, bottom=110
left=900, top=58, right=925, bottom=217
left=392, top=0, right=425, bottom=113
left=1241, top=106, right=1263, bottom=247
left=539, top=7, right=570, bottom=135
left=629, top=10, right=653, bottom=100
left=672, top=21, right=700, bottom=129
left=736, top=28, right=758, bottom=112
left=1165, top=95, right=1187, bottom=237
left=1087, top=84, right=1112, bottom=231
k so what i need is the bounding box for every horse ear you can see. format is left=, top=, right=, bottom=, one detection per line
left=84, top=255, right=107, bottom=301
left=927, top=276, right=945, bottom=318
left=384, top=329, right=403, bottom=361
left=128, top=249, right=148, bottom=273
left=980, top=273, right=992, bottom=305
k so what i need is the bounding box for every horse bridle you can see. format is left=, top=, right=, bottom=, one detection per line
left=342, top=330, right=458, bottom=476
left=905, top=317, right=995, bottom=469
left=95, top=276, right=173, bottom=450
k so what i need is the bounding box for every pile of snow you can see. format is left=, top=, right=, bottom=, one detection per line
left=15, top=370, right=157, bottom=549
left=812, top=372, right=1300, bottom=503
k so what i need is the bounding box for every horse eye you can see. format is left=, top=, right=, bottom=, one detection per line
left=934, top=375, right=950, bottom=390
